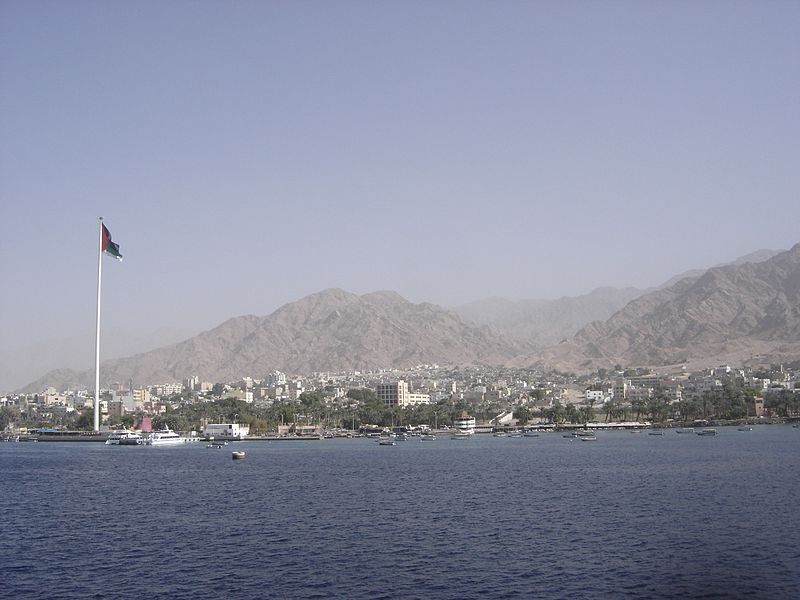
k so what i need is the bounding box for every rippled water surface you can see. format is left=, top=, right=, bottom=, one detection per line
left=2, top=427, right=799, bottom=599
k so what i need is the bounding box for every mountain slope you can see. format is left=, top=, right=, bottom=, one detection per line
left=22, top=289, right=532, bottom=391
left=563, top=243, right=800, bottom=368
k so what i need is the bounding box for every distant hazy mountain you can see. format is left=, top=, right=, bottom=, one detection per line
left=655, top=249, right=783, bottom=290
left=453, top=287, right=644, bottom=345
left=556, top=244, right=800, bottom=369
left=453, top=249, right=784, bottom=346
left=20, top=289, right=533, bottom=392
left=0, top=326, right=197, bottom=393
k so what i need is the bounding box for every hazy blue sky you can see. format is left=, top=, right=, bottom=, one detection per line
left=1, top=1, right=798, bottom=388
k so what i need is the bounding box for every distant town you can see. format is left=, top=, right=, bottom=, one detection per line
left=3, top=360, right=800, bottom=440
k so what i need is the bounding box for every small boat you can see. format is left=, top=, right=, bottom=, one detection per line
left=493, top=432, right=507, bottom=438
left=420, top=435, right=437, bottom=441
left=737, top=426, right=753, bottom=431
left=675, top=428, right=694, bottom=434
left=580, top=435, right=597, bottom=441
left=378, top=439, right=396, bottom=446
left=648, top=431, right=664, bottom=436
left=523, top=432, right=539, bottom=438
left=697, top=428, right=717, bottom=436
left=231, top=451, right=246, bottom=460
left=508, top=433, right=523, bottom=438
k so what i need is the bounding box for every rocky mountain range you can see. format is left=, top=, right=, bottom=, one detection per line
left=541, top=243, right=800, bottom=371
left=451, top=249, right=783, bottom=344
left=20, top=290, right=534, bottom=392
left=17, top=245, right=799, bottom=392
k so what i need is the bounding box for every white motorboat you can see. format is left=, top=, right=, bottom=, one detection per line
left=145, top=429, right=185, bottom=445
left=118, top=432, right=144, bottom=445
left=104, top=430, right=128, bottom=445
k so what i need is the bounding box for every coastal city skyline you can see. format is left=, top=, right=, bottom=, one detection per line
left=2, top=2, right=799, bottom=383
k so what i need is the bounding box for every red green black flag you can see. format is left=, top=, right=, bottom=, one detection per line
left=102, top=224, right=122, bottom=261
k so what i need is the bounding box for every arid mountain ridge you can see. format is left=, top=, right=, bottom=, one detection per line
left=18, top=245, right=799, bottom=392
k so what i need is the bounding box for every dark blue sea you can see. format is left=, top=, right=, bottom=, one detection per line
left=2, top=427, right=799, bottom=599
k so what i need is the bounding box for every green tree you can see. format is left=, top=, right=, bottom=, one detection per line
left=513, top=405, right=530, bottom=426
left=0, top=406, right=19, bottom=431
left=346, top=388, right=378, bottom=404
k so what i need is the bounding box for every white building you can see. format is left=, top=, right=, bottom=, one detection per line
left=585, top=389, right=605, bottom=403
left=407, top=393, right=431, bottom=405
left=203, top=423, right=250, bottom=439
left=266, top=371, right=287, bottom=386
left=377, top=381, right=409, bottom=406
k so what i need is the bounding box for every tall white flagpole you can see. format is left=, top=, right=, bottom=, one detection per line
left=94, top=217, right=104, bottom=432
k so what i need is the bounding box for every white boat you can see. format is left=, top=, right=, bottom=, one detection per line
left=118, top=432, right=144, bottom=445
left=523, top=432, right=539, bottom=438
left=145, top=429, right=185, bottom=445
left=104, top=430, right=129, bottom=445
left=493, top=432, right=507, bottom=438
left=378, top=439, right=396, bottom=446
left=231, top=451, right=246, bottom=460
left=697, top=428, right=717, bottom=437
left=420, top=435, right=437, bottom=441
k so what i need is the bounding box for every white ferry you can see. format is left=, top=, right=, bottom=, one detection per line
left=145, top=429, right=185, bottom=446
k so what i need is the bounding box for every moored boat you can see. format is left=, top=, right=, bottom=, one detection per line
left=697, top=428, right=717, bottom=436
left=231, top=451, right=246, bottom=460
left=145, top=429, right=185, bottom=445
left=104, top=430, right=129, bottom=445
left=118, top=432, right=144, bottom=445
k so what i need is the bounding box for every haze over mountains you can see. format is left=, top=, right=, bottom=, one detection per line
left=14, top=245, right=798, bottom=393
left=451, top=249, right=783, bottom=344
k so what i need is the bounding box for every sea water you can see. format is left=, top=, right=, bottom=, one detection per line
left=1, top=427, right=799, bottom=599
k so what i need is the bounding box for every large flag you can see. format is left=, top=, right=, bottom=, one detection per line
left=102, top=224, right=123, bottom=261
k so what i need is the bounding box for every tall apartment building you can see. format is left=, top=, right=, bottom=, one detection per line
left=377, top=380, right=410, bottom=407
